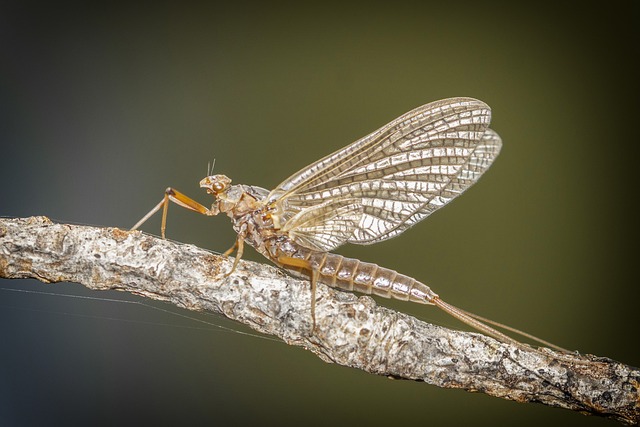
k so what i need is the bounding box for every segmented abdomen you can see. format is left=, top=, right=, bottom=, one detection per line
left=271, top=239, right=438, bottom=304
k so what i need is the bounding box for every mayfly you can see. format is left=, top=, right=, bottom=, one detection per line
left=132, top=97, right=565, bottom=352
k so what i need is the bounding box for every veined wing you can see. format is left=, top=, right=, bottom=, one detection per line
left=267, top=97, right=502, bottom=252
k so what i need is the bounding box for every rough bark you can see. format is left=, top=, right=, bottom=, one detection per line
left=1, top=216, right=638, bottom=424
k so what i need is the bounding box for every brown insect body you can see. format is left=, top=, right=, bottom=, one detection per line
left=208, top=177, right=438, bottom=306
left=134, top=97, right=572, bottom=354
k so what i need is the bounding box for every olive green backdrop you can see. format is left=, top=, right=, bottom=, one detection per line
left=1, top=1, right=637, bottom=426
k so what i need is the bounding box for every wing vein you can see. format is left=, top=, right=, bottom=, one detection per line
left=267, top=98, right=502, bottom=251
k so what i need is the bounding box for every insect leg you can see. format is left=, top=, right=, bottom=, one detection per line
left=224, top=237, right=244, bottom=277
left=277, top=255, right=318, bottom=330
left=131, top=188, right=218, bottom=238
left=222, top=240, right=238, bottom=256
left=310, top=267, right=318, bottom=331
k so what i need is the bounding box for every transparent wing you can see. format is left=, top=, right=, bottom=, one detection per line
left=267, top=97, right=502, bottom=252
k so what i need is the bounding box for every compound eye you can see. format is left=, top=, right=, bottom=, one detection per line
left=212, top=181, right=226, bottom=192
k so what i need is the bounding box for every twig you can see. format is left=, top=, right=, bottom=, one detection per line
left=0, top=216, right=638, bottom=425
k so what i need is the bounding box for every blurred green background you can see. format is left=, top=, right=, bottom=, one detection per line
left=1, top=1, right=637, bottom=426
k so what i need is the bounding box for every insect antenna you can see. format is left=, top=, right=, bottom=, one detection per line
left=207, top=159, right=217, bottom=176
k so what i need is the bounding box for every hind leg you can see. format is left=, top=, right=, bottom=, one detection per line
left=276, top=256, right=319, bottom=331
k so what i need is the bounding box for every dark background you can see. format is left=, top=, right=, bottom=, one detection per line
left=1, top=2, right=637, bottom=426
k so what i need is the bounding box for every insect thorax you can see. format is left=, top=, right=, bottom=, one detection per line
left=222, top=184, right=281, bottom=258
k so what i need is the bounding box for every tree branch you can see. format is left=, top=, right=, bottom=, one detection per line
left=1, top=216, right=638, bottom=424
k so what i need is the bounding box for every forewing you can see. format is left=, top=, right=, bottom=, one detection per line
left=267, top=97, right=501, bottom=251
left=352, top=127, right=502, bottom=244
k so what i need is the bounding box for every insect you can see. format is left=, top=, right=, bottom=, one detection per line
left=132, top=97, right=565, bottom=352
